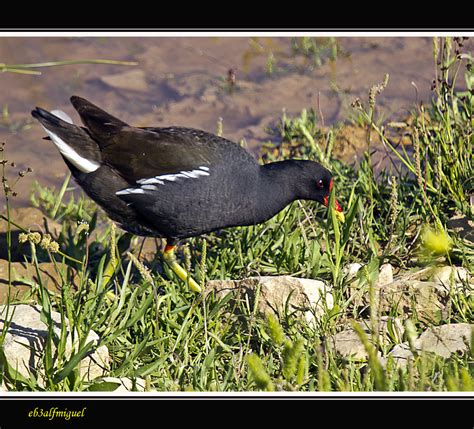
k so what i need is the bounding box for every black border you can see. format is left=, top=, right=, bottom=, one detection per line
left=1, top=395, right=474, bottom=427
left=1, top=23, right=474, bottom=427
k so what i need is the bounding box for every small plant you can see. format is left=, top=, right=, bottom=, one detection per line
left=291, top=37, right=340, bottom=69
left=247, top=314, right=306, bottom=391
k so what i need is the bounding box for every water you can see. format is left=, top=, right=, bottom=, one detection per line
left=0, top=36, right=468, bottom=208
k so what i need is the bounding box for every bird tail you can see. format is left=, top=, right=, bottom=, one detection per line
left=70, top=96, right=128, bottom=146
left=31, top=106, right=102, bottom=174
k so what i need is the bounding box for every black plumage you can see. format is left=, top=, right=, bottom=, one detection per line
left=31, top=96, right=342, bottom=245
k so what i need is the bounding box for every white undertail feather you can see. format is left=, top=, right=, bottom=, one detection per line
left=42, top=110, right=100, bottom=174
left=51, top=110, right=73, bottom=124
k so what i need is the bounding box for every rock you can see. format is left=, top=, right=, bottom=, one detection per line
left=206, top=276, right=333, bottom=323
left=376, top=280, right=448, bottom=323
left=100, top=69, right=148, bottom=92
left=388, top=323, right=474, bottom=366
left=344, top=262, right=392, bottom=293
left=0, top=260, right=77, bottom=304
left=430, top=266, right=470, bottom=286
left=0, top=207, right=62, bottom=261
left=417, top=323, right=473, bottom=359
left=389, top=343, right=415, bottom=364
left=344, top=262, right=472, bottom=323
left=331, top=328, right=369, bottom=360
left=347, top=263, right=448, bottom=323
left=343, top=263, right=363, bottom=281
left=0, top=304, right=109, bottom=385
left=376, top=264, right=394, bottom=287
left=411, top=281, right=448, bottom=323
left=96, top=377, right=147, bottom=392
left=331, top=316, right=403, bottom=360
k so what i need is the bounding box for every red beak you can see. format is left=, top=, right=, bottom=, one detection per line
left=323, top=178, right=343, bottom=213
left=323, top=195, right=342, bottom=212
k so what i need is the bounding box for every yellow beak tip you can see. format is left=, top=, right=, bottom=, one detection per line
left=336, top=211, right=345, bottom=223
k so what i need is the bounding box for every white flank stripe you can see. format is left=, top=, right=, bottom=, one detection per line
left=42, top=127, right=100, bottom=173
left=116, top=188, right=145, bottom=195
left=136, top=167, right=211, bottom=185
left=157, top=174, right=181, bottom=181
left=141, top=184, right=158, bottom=191
left=194, top=169, right=210, bottom=176
left=180, top=171, right=198, bottom=178
left=186, top=170, right=209, bottom=178
left=136, top=178, right=165, bottom=185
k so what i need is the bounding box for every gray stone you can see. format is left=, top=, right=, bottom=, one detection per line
left=331, top=328, right=369, bottom=360
left=389, top=343, right=415, bottom=363
left=206, top=275, right=333, bottom=323
left=376, top=264, right=394, bottom=287
left=430, top=266, right=470, bottom=286
left=388, top=323, right=474, bottom=366
left=343, top=263, right=362, bottom=281
left=417, top=323, right=473, bottom=358
left=0, top=304, right=109, bottom=386
left=378, top=316, right=404, bottom=345
left=377, top=280, right=448, bottom=323
left=342, top=263, right=472, bottom=323
left=331, top=316, right=403, bottom=360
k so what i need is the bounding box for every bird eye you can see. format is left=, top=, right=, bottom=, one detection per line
left=317, top=179, right=324, bottom=188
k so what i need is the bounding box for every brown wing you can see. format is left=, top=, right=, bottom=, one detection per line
left=70, top=95, right=257, bottom=184
left=101, top=126, right=256, bottom=183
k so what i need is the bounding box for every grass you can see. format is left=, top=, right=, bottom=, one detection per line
left=0, top=37, right=473, bottom=392
left=241, top=37, right=343, bottom=79
left=0, top=59, right=137, bottom=76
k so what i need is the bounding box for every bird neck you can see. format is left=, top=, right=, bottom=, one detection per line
left=254, top=160, right=302, bottom=223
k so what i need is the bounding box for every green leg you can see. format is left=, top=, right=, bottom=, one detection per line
left=163, top=244, right=201, bottom=293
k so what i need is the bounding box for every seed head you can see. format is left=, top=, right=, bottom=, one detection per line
left=421, top=225, right=452, bottom=254
left=76, top=221, right=90, bottom=236
left=127, top=251, right=154, bottom=285
left=40, top=233, right=52, bottom=249
left=48, top=241, right=59, bottom=253
left=29, top=232, right=42, bottom=244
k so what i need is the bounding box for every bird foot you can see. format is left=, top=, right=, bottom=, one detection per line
left=163, top=245, right=202, bottom=293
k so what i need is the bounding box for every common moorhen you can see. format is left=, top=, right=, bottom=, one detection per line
left=31, top=96, right=344, bottom=292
